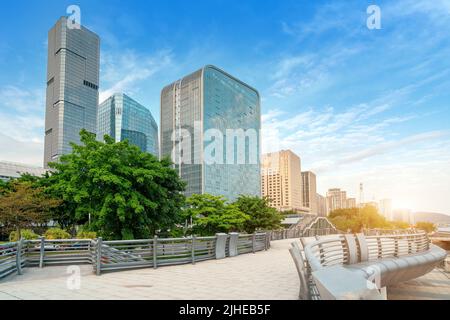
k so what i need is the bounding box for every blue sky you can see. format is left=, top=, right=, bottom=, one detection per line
left=0, top=0, right=449, bottom=213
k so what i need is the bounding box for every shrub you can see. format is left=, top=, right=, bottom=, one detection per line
left=44, top=228, right=71, bottom=239
left=76, top=230, right=97, bottom=239
left=9, top=229, right=39, bottom=242
left=415, top=221, right=436, bottom=233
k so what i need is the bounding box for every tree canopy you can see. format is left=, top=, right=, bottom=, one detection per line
left=45, top=130, right=186, bottom=240
left=183, top=194, right=250, bottom=236
left=329, top=205, right=391, bottom=233
left=234, top=195, right=283, bottom=233
left=0, top=181, right=60, bottom=236
left=415, top=221, right=436, bottom=233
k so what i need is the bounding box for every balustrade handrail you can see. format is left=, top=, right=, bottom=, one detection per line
left=303, top=231, right=429, bottom=272
left=0, top=232, right=270, bottom=280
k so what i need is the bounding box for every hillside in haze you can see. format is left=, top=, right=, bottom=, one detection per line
left=414, top=212, right=450, bottom=224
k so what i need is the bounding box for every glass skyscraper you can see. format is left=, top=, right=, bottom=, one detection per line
left=97, top=93, right=159, bottom=156
left=44, top=16, right=100, bottom=168
left=160, top=65, right=261, bottom=200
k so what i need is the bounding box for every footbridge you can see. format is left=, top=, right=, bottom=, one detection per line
left=0, top=229, right=448, bottom=300
left=289, top=231, right=447, bottom=300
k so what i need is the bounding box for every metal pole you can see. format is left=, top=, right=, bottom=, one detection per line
left=153, top=235, right=158, bottom=269
left=191, top=236, right=196, bottom=265
left=96, top=237, right=102, bottom=276
left=39, top=236, right=45, bottom=268
left=16, top=238, right=23, bottom=275
left=252, top=233, right=256, bottom=253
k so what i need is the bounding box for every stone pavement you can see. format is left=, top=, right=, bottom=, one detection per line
left=0, top=239, right=300, bottom=300
left=0, top=239, right=448, bottom=300
left=388, top=268, right=450, bottom=300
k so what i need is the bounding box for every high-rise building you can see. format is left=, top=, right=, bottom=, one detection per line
left=301, top=171, right=317, bottom=214
left=44, top=17, right=100, bottom=168
left=97, top=93, right=158, bottom=156
left=326, top=188, right=348, bottom=214
left=261, top=150, right=302, bottom=212
left=316, top=193, right=327, bottom=217
left=347, top=198, right=357, bottom=208
left=393, top=209, right=414, bottom=225
left=379, top=198, right=393, bottom=220
left=160, top=65, right=261, bottom=200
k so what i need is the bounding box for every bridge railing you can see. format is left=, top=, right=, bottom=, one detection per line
left=271, top=216, right=340, bottom=241
left=303, top=232, right=430, bottom=272
left=293, top=231, right=446, bottom=299
left=0, top=232, right=270, bottom=279
left=0, top=241, right=25, bottom=279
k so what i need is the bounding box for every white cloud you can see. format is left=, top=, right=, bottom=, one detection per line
left=0, top=133, right=43, bottom=166
left=99, top=49, right=173, bottom=103
left=0, top=86, right=45, bottom=165
left=0, top=85, right=44, bottom=113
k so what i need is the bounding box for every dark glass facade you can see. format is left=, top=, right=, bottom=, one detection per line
left=160, top=65, right=261, bottom=200
left=97, top=93, right=158, bottom=156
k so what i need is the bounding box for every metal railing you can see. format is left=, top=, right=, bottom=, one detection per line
left=26, top=238, right=93, bottom=267
left=303, top=232, right=430, bottom=272
left=0, top=240, right=25, bottom=279
left=270, top=216, right=339, bottom=241
left=0, top=232, right=270, bottom=279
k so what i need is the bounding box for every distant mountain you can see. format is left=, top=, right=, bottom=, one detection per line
left=414, top=212, right=450, bottom=224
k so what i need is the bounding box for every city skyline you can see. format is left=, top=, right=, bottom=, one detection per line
left=0, top=0, right=449, bottom=213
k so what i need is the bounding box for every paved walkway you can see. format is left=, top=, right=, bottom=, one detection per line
left=0, top=239, right=300, bottom=300
left=0, top=239, right=448, bottom=300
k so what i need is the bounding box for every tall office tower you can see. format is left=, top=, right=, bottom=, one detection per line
left=379, top=199, right=393, bottom=220
left=44, top=17, right=100, bottom=168
left=326, top=188, right=348, bottom=214
left=316, top=193, right=327, bottom=217
left=261, top=150, right=302, bottom=212
left=160, top=65, right=261, bottom=200
left=301, top=171, right=318, bottom=214
left=346, top=198, right=357, bottom=209
left=393, top=209, right=414, bottom=225
left=97, top=93, right=159, bottom=156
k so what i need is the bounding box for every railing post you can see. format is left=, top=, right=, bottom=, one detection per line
left=376, top=237, right=382, bottom=259
left=228, top=232, right=239, bottom=256
left=394, top=237, right=399, bottom=258
left=39, top=236, right=45, bottom=268
left=16, top=238, right=23, bottom=275
left=252, top=232, right=256, bottom=253
left=153, top=235, right=158, bottom=269
left=215, top=233, right=227, bottom=259
left=96, top=237, right=102, bottom=276
left=408, top=234, right=412, bottom=254
left=265, top=232, right=269, bottom=250
left=191, top=235, right=196, bottom=265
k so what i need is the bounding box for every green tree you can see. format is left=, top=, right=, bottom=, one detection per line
left=0, top=179, right=9, bottom=195
left=45, top=130, right=186, bottom=240
left=329, top=205, right=390, bottom=233
left=389, top=220, right=410, bottom=229
left=0, top=181, right=60, bottom=236
left=184, top=194, right=250, bottom=236
left=234, top=195, right=282, bottom=233
left=415, top=221, right=436, bottom=233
